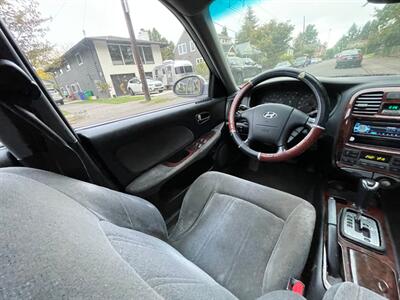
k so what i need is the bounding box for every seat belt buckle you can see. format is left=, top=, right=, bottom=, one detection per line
left=287, top=278, right=305, bottom=296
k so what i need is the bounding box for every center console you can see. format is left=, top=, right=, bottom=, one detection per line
left=336, top=88, right=400, bottom=181
left=328, top=92, right=400, bottom=298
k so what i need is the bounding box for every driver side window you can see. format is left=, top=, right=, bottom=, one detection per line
left=0, top=0, right=209, bottom=129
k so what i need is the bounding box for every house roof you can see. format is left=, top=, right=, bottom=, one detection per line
left=87, top=35, right=164, bottom=45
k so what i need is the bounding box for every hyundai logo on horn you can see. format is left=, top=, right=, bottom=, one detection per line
left=263, top=112, right=277, bottom=119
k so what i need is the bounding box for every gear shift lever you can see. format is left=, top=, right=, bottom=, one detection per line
left=341, top=178, right=384, bottom=251
left=355, top=178, right=380, bottom=215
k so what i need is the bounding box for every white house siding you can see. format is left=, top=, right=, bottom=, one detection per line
left=94, top=40, right=163, bottom=96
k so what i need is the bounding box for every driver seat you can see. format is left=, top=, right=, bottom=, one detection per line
left=0, top=168, right=315, bottom=300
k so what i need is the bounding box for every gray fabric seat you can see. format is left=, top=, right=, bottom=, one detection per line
left=0, top=167, right=315, bottom=299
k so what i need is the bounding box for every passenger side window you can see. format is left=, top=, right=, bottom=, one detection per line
left=0, top=0, right=209, bottom=128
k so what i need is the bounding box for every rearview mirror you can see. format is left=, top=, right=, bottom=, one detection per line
left=173, top=75, right=206, bottom=98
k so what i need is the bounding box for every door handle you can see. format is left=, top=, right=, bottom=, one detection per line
left=195, top=112, right=210, bottom=124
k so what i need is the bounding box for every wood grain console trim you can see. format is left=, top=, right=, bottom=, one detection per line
left=336, top=201, right=400, bottom=300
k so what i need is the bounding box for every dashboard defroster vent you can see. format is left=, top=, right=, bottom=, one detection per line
left=352, top=91, right=384, bottom=115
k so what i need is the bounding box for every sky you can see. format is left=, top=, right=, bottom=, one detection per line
left=37, top=0, right=383, bottom=51
left=38, top=0, right=183, bottom=50
left=211, top=0, right=382, bottom=48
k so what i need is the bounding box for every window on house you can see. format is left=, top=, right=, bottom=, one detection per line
left=140, top=45, right=154, bottom=64
left=177, top=43, right=187, bottom=55
left=66, top=64, right=71, bottom=71
left=76, top=53, right=83, bottom=65
left=189, top=41, right=195, bottom=52
left=120, top=45, right=134, bottom=64
left=108, top=44, right=124, bottom=65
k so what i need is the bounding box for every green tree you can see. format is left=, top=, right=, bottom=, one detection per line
left=253, top=20, right=294, bottom=67
left=359, top=21, right=373, bottom=40
left=374, top=4, right=400, bottom=48
left=347, top=23, right=360, bottom=41
left=293, top=24, right=320, bottom=56
left=0, top=0, right=53, bottom=68
left=195, top=62, right=209, bottom=80
left=148, top=27, right=175, bottom=60
left=326, top=4, right=400, bottom=57
left=236, top=7, right=258, bottom=43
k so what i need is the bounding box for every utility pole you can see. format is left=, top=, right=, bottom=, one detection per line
left=120, top=0, right=151, bottom=101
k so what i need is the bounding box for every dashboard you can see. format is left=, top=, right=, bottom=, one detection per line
left=247, top=81, right=318, bottom=115
left=336, top=87, right=400, bottom=182
left=237, top=75, right=400, bottom=183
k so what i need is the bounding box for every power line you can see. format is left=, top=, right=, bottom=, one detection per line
left=50, top=0, right=67, bottom=20
left=214, top=22, right=238, bottom=34
left=82, top=0, right=88, bottom=37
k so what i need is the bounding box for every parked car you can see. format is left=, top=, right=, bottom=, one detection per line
left=227, top=56, right=262, bottom=84
left=274, top=60, right=292, bottom=68
left=153, top=60, right=194, bottom=89
left=310, top=57, right=322, bottom=64
left=335, top=49, right=363, bottom=68
left=127, top=77, right=164, bottom=95
left=43, top=81, right=64, bottom=105
left=293, top=56, right=311, bottom=68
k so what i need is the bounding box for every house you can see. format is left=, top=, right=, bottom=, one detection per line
left=174, top=31, right=205, bottom=68
left=174, top=31, right=262, bottom=66
left=48, top=36, right=164, bottom=98
left=174, top=31, right=237, bottom=67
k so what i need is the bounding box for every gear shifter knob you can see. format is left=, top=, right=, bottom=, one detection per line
left=355, top=178, right=380, bottom=211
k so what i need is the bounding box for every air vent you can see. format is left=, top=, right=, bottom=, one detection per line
left=352, top=91, right=384, bottom=115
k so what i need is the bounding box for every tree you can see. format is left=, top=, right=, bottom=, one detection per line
left=253, top=20, right=294, bottom=67
left=0, top=0, right=53, bottom=68
left=374, top=4, right=400, bottom=48
left=359, top=21, right=373, bottom=40
left=347, top=23, right=360, bottom=41
left=236, top=7, right=258, bottom=43
left=148, top=27, right=175, bottom=60
left=293, top=24, right=320, bottom=56
left=326, top=4, right=400, bottom=57
left=195, top=62, right=209, bottom=80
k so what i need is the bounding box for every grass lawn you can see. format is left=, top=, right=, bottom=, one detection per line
left=74, top=95, right=144, bottom=105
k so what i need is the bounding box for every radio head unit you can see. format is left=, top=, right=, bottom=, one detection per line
left=353, top=122, right=400, bottom=139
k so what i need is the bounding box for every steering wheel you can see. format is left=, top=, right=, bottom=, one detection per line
left=228, top=68, right=329, bottom=162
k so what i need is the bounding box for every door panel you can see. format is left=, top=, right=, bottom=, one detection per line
left=78, top=98, right=226, bottom=199
left=116, top=125, right=194, bottom=174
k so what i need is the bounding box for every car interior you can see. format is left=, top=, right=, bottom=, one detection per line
left=1, top=0, right=400, bottom=299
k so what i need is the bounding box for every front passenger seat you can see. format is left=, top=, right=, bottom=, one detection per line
left=0, top=168, right=315, bottom=299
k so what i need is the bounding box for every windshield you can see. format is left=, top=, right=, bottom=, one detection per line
left=210, top=0, right=400, bottom=84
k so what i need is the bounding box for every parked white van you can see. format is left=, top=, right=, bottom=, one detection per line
left=153, top=60, right=194, bottom=89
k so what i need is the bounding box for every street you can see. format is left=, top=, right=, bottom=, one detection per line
left=304, top=56, right=400, bottom=77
